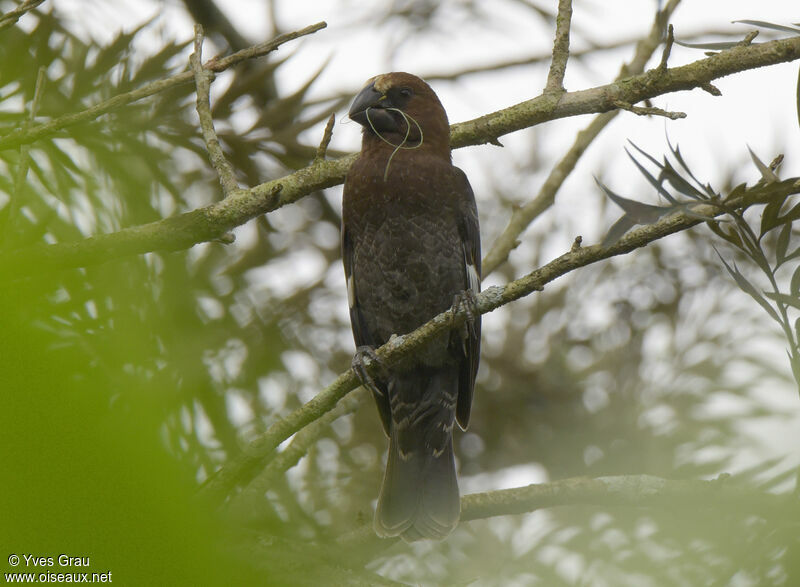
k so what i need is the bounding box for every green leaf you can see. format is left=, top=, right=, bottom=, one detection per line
left=791, top=263, right=800, bottom=297
left=595, top=177, right=672, bottom=223
left=776, top=221, right=792, bottom=264
left=707, top=220, right=744, bottom=250
left=665, top=135, right=718, bottom=198
left=760, top=193, right=790, bottom=237
left=602, top=215, right=637, bottom=247
left=747, top=145, right=780, bottom=184
left=625, top=142, right=678, bottom=204
left=660, top=160, right=707, bottom=200
left=764, top=291, right=800, bottom=311
left=716, top=249, right=781, bottom=322
left=674, top=39, right=740, bottom=50
left=782, top=245, right=800, bottom=267
left=779, top=201, right=800, bottom=225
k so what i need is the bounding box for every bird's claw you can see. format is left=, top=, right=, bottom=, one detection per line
left=452, top=289, right=479, bottom=332
left=352, top=345, right=387, bottom=398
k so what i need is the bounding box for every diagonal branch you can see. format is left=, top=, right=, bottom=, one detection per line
left=482, top=0, right=681, bottom=275
left=197, top=177, right=800, bottom=502
left=0, top=0, right=45, bottom=32
left=3, top=33, right=800, bottom=277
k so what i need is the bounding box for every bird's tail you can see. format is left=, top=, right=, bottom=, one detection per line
left=374, top=369, right=460, bottom=541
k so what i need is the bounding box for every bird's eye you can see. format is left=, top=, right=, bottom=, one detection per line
left=398, top=87, right=413, bottom=98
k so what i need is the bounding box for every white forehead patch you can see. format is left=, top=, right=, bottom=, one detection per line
left=373, top=74, right=391, bottom=93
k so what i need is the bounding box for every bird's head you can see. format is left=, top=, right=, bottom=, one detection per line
left=349, top=72, right=450, bottom=157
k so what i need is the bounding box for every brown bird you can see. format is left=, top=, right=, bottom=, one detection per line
left=342, top=72, right=481, bottom=541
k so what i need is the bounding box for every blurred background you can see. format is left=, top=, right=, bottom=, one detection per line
left=1, top=0, right=799, bottom=585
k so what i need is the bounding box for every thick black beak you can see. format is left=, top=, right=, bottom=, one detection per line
left=348, top=82, right=398, bottom=134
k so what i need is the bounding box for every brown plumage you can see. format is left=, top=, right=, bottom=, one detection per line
left=342, top=73, right=481, bottom=541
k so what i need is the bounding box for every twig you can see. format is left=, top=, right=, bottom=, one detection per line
left=0, top=0, right=45, bottom=32
left=315, top=113, right=336, bottom=160
left=4, top=31, right=800, bottom=276
left=737, top=30, right=759, bottom=46
left=197, top=177, right=800, bottom=502
left=190, top=25, right=240, bottom=196
left=481, top=0, right=683, bottom=275
left=0, top=21, right=327, bottom=152
left=544, top=0, right=573, bottom=94
left=659, top=24, right=675, bottom=70
left=613, top=99, right=686, bottom=119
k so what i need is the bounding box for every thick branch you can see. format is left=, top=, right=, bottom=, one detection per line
left=450, top=34, right=800, bottom=148
left=4, top=33, right=800, bottom=276
left=198, top=177, right=800, bottom=502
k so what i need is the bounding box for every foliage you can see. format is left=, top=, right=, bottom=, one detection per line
left=1, top=1, right=800, bottom=586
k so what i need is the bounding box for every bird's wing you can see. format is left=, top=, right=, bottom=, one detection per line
left=454, top=167, right=481, bottom=430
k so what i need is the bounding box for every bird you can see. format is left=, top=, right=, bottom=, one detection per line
left=341, top=72, right=481, bottom=541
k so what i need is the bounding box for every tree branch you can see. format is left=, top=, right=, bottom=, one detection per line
left=197, top=177, right=800, bottom=502
left=612, top=99, right=686, bottom=119
left=0, top=21, right=327, bottom=152
left=482, top=0, right=681, bottom=275
left=224, top=389, right=367, bottom=519
left=338, top=473, right=799, bottom=547
left=190, top=25, right=241, bottom=197
left=0, top=0, right=45, bottom=32
left=544, top=0, right=572, bottom=94
left=461, top=473, right=796, bottom=521
left=450, top=33, right=800, bottom=148
left=4, top=32, right=800, bottom=277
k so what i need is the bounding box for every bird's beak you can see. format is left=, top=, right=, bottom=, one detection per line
left=349, top=82, right=398, bottom=133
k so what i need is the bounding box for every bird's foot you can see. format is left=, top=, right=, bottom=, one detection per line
left=452, top=289, right=479, bottom=335
left=351, top=345, right=387, bottom=397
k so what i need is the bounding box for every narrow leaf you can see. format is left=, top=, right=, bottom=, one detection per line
left=707, top=220, right=744, bottom=249
left=791, top=264, right=800, bottom=297
left=780, top=201, right=800, bottom=225
left=716, top=250, right=781, bottom=321
left=732, top=20, right=800, bottom=34
left=776, top=222, right=792, bottom=264
left=760, top=193, right=789, bottom=237
left=764, top=291, right=800, bottom=311
left=624, top=146, right=677, bottom=204
left=674, top=39, right=740, bottom=50
left=602, top=215, right=637, bottom=247
left=659, top=160, right=706, bottom=200
left=594, top=177, right=671, bottom=223
left=747, top=145, right=780, bottom=184
left=782, top=246, right=800, bottom=266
